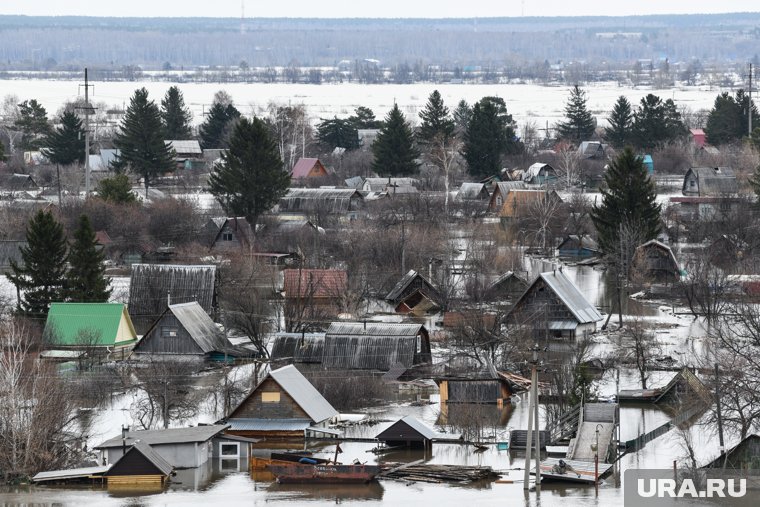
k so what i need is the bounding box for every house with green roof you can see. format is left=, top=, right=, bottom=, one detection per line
left=44, top=303, right=138, bottom=357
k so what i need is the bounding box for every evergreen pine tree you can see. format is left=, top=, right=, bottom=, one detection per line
left=631, top=94, right=686, bottom=150
left=96, top=174, right=137, bottom=204
left=418, top=90, right=455, bottom=144
left=463, top=96, right=521, bottom=178
left=349, top=107, right=382, bottom=129
left=371, top=104, right=420, bottom=176
left=14, top=99, right=52, bottom=151
left=209, top=117, right=290, bottom=231
left=453, top=100, right=472, bottom=134
left=705, top=90, right=760, bottom=146
left=6, top=210, right=68, bottom=316
left=316, top=117, right=360, bottom=151
left=199, top=102, right=241, bottom=149
left=113, top=88, right=175, bottom=195
left=590, top=147, right=661, bottom=254
left=41, top=111, right=86, bottom=166
left=604, top=96, right=633, bottom=148
left=556, top=85, right=596, bottom=143
left=160, top=86, right=193, bottom=140
left=66, top=214, right=111, bottom=302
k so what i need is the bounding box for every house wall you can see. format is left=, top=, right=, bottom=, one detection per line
left=231, top=377, right=311, bottom=421
left=211, top=438, right=251, bottom=459
left=134, top=314, right=204, bottom=356
left=683, top=172, right=699, bottom=196
left=105, top=441, right=210, bottom=468
left=115, top=313, right=136, bottom=345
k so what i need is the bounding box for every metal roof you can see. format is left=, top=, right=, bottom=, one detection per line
left=168, top=302, right=234, bottom=354
left=269, top=365, right=337, bottom=423
left=539, top=270, right=603, bottom=324
left=165, top=140, right=202, bottom=155
left=456, top=182, right=488, bottom=200
left=270, top=333, right=325, bottom=364
left=377, top=415, right=437, bottom=441
left=385, top=269, right=438, bottom=303
left=110, top=441, right=173, bottom=477
left=548, top=320, right=580, bottom=330
left=44, top=303, right=137, bottom=347
left=96, top=424, right=229, bottom=449
left=40, top=350, right=86, bottom=359
left=683, top=167, right=738, bottom=196
left=32, top=465, right=110, bottom=482
left=326, top=322, right=424, bottom=337
left=291, top=158, right=325, bottom=178
left=226, top=418, right=311, bottom=431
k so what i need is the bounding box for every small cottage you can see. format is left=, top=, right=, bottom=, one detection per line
left=131, top=302, right=242, bottom=362
left=103, top=441, right=173, bottom=489
left=225, top=364, right=339, bottom=439
left=507, top=269, right=603, bottom=341
left=437, top=363, right=522, bottom=406
left=631, top=240, right=681, bottom=283
left=456, top=182, right=490, bottom=201
left=208, top=217, right=254, bottom=253
left=376, top=416, right=440, bottom=451
left=578, top=141, right=608, bottom=160
left=44, top=303, right=138, bottom=356
left=0, top=173, right=38, bottom=193
left=557, top=235, right=600, bottom=258
left=655, top=367, right=712, bottom=407
left=487, top=181, right=526, bottom=212
left=682, top=167, right=738, bottom=197
left=96, top=424, right=252, bottom=468
left=165, top=140, right=203, bottom=169
left=322, top=322, right=432, bottom=371
left=703, top=434, right=760, bottom=470
left=498, top=189, right=562, bottom=220
left=283, top=268, right=347, bottom=317
left=385, top=269, right=441, bottom=306
left=482, top=271, right=528, bottom=301
left=522, top=163, right=557, bottom=185
left=291, top=158, right=329, bottom=179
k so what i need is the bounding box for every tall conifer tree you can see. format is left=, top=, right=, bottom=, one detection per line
left=160, top=86, right=193, bottom=140
left=604, top=96, right=633, bottom=148
left=463, top=96, right=520, bottom=178
left=371, top=104, right=420, bottom=176
left=66, top=215, right=111, bottom=302
left=42, top=111, right=86, bottom=166
left=199, top=102, right=241, bottom=149
left=418, top=90, right=455, bottom=144
left=557, top=85, right=596, bottom=143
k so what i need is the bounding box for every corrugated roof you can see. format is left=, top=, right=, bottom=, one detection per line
left=165, top=140, right=202, bottom=155
left=168, top=302, right=234, bottom=354
left=269, top=365, right=337, bottom=423
left=291, top=158, right=326, bottom=179
left=96, top=424, right=229, bottom=449
left=456, top=182, right=488, bottom=200
left=548, top=320, right=579, bottom=330
left=226, top=418, right=311, bottom=431
left=270, top=333, right=325, bottom=364
left=377, top=415, right=437, bottom=441
left=32, top=465, right=110, bottom=482
left=128, top=264, right=216, bottom=324
left=539, top=270, right=603, bottom=324
left=683, top=167, right=738, bottom=196
left=326, top=322, right=423, bottom=337
left=279, top=188, right=363, bottom=213
left=283, top=269, right=347, bottom=299
left=322, top=322, right=427, bottom=370
left=44, top=303, right=137, bottom=347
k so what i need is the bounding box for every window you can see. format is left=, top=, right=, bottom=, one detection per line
left=261, top=392, right=281, bottom=403
left=161, top=326, right=178, bottom=337
left=222, top=231, right=233, bottom=241
left=220, top=442, right=239, bottom=457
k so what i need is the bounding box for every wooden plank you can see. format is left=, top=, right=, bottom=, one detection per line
left=378, top=459, right=425, bottom=477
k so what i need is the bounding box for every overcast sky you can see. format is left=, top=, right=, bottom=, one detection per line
left=1, top=1, right=758, bottom=18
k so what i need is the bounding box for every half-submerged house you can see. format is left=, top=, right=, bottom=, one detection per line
left=557, top=235, right=600, bottom=258
left=507, top=269, right=603, bottom=341
left=437, top=363, right=523, bottom=406
left=483, top=271, right=529, bottom=301
left=376, top=416, right=441, bottom=451
left=44, top=303, right=138, bottom=357
left=322, top=322, right=432, bottom=371
left=102, top=441, right=173, bottom=489
left=631, top=240, right=681, bottom=283
left=131, top=302, right=243, bottom=362
left=225, top=364, right=339, bottom=439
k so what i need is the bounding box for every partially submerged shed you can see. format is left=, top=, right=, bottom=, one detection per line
left=632, top=239, right=681, bottom=283
left=557, top=235, right=600, bottom=258
left=376, top=416, right=440, bottom=450
left=103, top=441, right=173, bottom=488
left=438, top=363, right=522, bottom=406
left=703, top=434, right=760, bottom=470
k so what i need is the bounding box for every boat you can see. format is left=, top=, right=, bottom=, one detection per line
left=266, top=463, right=381, bottom=484
left=251, top=452, right=330, bottom=471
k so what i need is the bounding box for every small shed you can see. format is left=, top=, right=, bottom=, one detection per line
left=642, top=154, right=654, bottom=174
left=632, top=240, right=681, bottom=283
left=578, top=141, right=608, bottom=160
left=655, top=368, right=712, bottom=407
left=44, top=303, right=138, bottom=354
left=376, top=416, right=438, bottom=450
left=96, top=424, right=239, bottom=468
left=456, top=182, right=490, bottom=201
left=487, top=181, right=526, bottom=212
left=522, top=163, right=557, bottom=185
left=385, top=269, right=440, bottom=306
left=103, top=441, right=173, bottom=488
left=557, top=235, right=600, bottom=258
left=225, top=364, right=339, bottom=439
left=507, top=269, right=602, bottom=341
left=322, top=322, right=432, bottom=370
left=689, top=128, right=706, bottom=148
left=682, top=167, right=738, bottom=197
left=291, top=158, right=329, bottom=179
left=131, top=302, right=242, bottom=361
left=438, top=363, right=522, bottom=406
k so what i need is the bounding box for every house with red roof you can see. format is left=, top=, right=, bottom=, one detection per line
left=291, top=158, right=329, bottom=179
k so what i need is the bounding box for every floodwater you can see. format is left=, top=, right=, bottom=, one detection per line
left=0, top=79, right=726, bottom=129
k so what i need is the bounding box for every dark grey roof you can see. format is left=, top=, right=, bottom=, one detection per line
left=279, top=188, right=363, bottom=213
left=558, top=235, right=600, bottom=252
left=488, top=271, right=528, bottom=291
left=322, top=322, right=426, bottom=370
left=494, top=181, right=526, bottom=195
left=684, top=167, right=738, bottom=196
left=128, top=264, right=216, bottom=320
left=376, top=415, right=438, bottom=441
left=116, top=441, right=173, bottom=476
left=538, top=270, right=602, bottom=324
left=95, top=424, right=229, bottom=449
left=385, top=269, right=437, bottom=302
left=168, top=302, right=234, bottom=354
left=345, top=176, right=364, bottom=189
left=457, top=182, right=488, bottom=200
left=269, top=365, right=337, bottom=423
left=270, top=333, right=325, bottom=363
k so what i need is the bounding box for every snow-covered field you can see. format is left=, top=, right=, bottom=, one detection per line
left=0, top=79, right=725, bottom=129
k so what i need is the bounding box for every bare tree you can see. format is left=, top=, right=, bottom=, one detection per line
left=678, top=251, right=735, bottom=323
left=526, top=191, right=563, bottom=253
left=426, top=132, right=463, bottom=216
left=555, top=143, right=583, bottom=188
left=130, top=359, right=200, bottom=430
left=616, top=315, right=661, bottom=389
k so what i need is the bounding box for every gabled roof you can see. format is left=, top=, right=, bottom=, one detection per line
left=636, top=239, right=680, bottom=272
left=44, top=303, right=137, bottom=347
left=385, top=269, right=437, bottom=302
left=96, top=424, right=230, bottom=449
left=283, top=269, right=347, bottom=299
left=105, top=441, right=173, bottom=477
left=457, top=182, right=489, bottom=200
left=229, top=365, right=337, bottom=424
left=165, top=140, right=202, bottom=155
left=558, top=235, right=600, bottom=252
left=212, top=217, right=254, bottom=247
left=683, top=167, right=738, bottom=196
left=376, top=415, right=438, bottom=441
left=512, top=270, right=602, bottom=324
left=139, top=302, right=234, bottom=354
left=291, top=158, right=326, bottom=179
left=487, top=271, right=528, bottom=291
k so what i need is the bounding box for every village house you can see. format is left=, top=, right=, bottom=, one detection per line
left=376, top=416, right=442, bottom=451
left=703, top=434, right=760, bottom=470
left=456, top=182, right=490, bottom=201
left=128, top=263, right=217, bottom=334
left=498, top=189, right=562, bottom=221
left=97, top=424, right=241, bottom=468
left=507, top=269, right=603, bottom=342
left=669, top=195, right=740, bottom=221
left=207, top=217, right=254, bottom=253
left=131, top=302, right=244, bottom=362
left=578, top=141, right=609, bottom=160
left=682, top=167, right=738, bottom=197
left=557, top=235, right=600, bottom=258
left=487, top=181, right=526, bottom=212
left=283, top=268, right=348, bottom=317
left=165, top=140, right=204, bottom=170
left=224, top=364, right=339, bottom=439
left=522, top=163, right=557, bottom=185
left=0, top=173, right=38, bottom=194
left=483, top=271, right=529, bottom=301
left=631, top=239, right=681, bottom=283
left=437, top=363, right=523, bottom=407
left=102, top=441, right=174, bottom=489
left=385, top=269, right=441, bottom=307
left=291, top=157, right=329, bottom=179
left=278, top=188, right=364, bottom=220
left=43, top=303, right=138, bottom=358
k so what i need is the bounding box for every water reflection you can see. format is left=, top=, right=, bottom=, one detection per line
left=267, top=481, right=385, bottom=501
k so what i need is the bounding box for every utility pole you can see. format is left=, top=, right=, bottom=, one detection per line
left=523, top=342, right=541, bottom=490
left=77, top=68, right=95, bottom=197
left=715, top=363, right=726, bottom=467
left=749, top=63, right=753, bottom=136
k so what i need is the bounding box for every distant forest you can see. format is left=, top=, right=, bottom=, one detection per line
left=0, top=13, right=758, bottom=71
